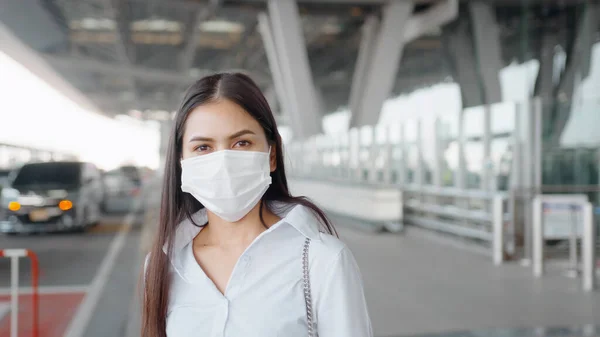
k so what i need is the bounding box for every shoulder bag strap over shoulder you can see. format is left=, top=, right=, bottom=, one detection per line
left=303, top=237, right=316, bottom=337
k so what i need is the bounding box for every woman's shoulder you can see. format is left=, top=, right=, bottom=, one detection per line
left=275, top=202, right=351, bottom=265
left=308, top=231, right=352, bottom=269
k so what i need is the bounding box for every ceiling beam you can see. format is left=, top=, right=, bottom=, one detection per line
left=100, top=0, right=139, bottom=101
left=94, top=97, right=177, bottom=113
left=42, top=54, right=271, bottom=86
left=0, top=21, right=99, bottom=113
left=180, top=0, right=223, bottom=71
left=229, top=19, right=259, bottom=68
left=403, top=0, right=457, bottom=42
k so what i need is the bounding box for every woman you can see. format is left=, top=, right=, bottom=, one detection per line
left=143, top=73, right=372, bottom=337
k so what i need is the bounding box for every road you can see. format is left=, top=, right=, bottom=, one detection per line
left=0, top=204, right=147, bottom=337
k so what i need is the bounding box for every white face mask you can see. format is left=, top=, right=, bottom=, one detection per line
left=180, top=148, right=272, bottom=222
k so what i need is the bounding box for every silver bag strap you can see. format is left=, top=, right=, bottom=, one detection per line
left=303, top=237, right=315, bottom=337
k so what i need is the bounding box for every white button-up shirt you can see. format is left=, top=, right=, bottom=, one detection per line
left=163, top=202, right=373, bottom=337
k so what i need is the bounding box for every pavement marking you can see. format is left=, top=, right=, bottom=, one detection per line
left=63, top=199, right=141, bottom=337
left=0, top=285, right=89, bottom=295
left=0, top=301, right=9, bottom=321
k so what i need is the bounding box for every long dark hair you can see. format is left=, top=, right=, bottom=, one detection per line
left=142, top=73, right=336, bottom=337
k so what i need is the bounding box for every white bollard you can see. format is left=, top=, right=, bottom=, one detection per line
left=582, top=202, right=596, bottom=291
left=492, top=196, right=504, bottom=265
left=3, top=249, right=27, bottom=337
left=532, top=197, right=544, bottom=277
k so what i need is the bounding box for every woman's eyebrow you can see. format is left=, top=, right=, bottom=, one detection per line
left=228, top=129, right=256, bottom=139
left=188, top=135, right=213, bottom=142
left=188, top=130, right=255, bottom=143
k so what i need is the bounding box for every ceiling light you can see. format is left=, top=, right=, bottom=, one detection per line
left=321, top=23, right=341, bottom=35
left=70, top=18, right=116, bottom=30
left=132, top=19, right=182, bottom=32
left=199, top=20, right=245, bottom=34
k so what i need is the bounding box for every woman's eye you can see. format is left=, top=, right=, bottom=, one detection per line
left=194, top=145, right=210, bottom=152
left=234, top=140, right=251, bottom=148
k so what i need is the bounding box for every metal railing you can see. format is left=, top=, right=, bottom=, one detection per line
left=286, top=97, right=599, bottom=269
left=402, top=185, right=509, bottom=265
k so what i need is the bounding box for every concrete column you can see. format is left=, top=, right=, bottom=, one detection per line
left=535, top=33, right=557, bottom=138
left=348, top=15, right=379, bottom=117
left=267, top=0, right=322, bottom=138
left=456, top=109, right=466, bottom=189
left=258, top=13, right=294, bottom=132
left=535, top=33, right=557, bottom=104
left=433, top=118, right=443, bottom=187
left=349, top=1, right=413, bottom=128
left=469, top=2, right=503, bottom=105
left=443, top=21, right=484, bottom=108
left=548, top=2, right=598, bottom=147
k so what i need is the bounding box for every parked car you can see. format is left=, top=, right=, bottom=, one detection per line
left=119, top=165, right=142, bottom=187
left=0, top=169, right=12, bottom=190
left=101, top=167, right=141, bottom=214
left=0, top=161, right=104, bottom=234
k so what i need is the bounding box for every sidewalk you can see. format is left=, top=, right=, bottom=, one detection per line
left=124, top=180, right=160, bottom=337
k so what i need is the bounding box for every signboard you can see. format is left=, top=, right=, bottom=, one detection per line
left=543, top=203, right=583, bottom=239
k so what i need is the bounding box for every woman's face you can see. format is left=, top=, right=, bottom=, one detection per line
left=181, top=99, right=276, bottom=171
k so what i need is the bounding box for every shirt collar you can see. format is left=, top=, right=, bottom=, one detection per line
left=163, top=201, right=323, bottom=257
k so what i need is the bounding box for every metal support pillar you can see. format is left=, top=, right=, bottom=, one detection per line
left=349, top=1, right=413, bottom=128
left=416, top=119, right=424, bottom=187
left=482, top=106, right=492, bottom=191
left=432, top=118, right=442, bottom=187
left=533, top=98, right=543, bottom=190
left=532, top=197, right=543, bottom=277
left=267, top=0, right=322, bottom=138
left=469, top=2, right=503, bottom=105
left=521, top=98, right=543, bottom=264
left=398, top=124, right=407, bottom=185
left=456, top=109, right=466, bottom=189
left=582, top=202, right=596, bottom=291
left=382, top=126, right=393, bottom=184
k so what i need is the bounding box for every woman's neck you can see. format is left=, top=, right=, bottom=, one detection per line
left=199, top=203, right=280, bottom=248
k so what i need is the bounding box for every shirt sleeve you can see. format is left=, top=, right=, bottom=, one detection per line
left=316, top=246, right=373, bottom=337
